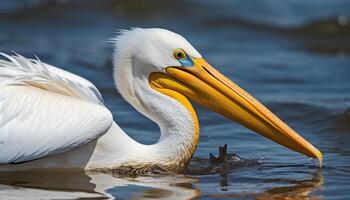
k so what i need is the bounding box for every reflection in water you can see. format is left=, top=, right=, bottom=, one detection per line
left=0, top=168, right=323, bottom=200
left=0, top=171, right=200, bottom=200
left=91, top=172, right=200, bottom=199
left=0, top=172, right=101, bottom=199
left=255, top=172, right=323, bottom=200
left=204, top=170, right=323, bottom=199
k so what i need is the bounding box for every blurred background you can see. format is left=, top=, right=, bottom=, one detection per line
left=0, top=0, right=349, bottom=199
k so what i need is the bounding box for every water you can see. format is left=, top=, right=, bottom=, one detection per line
left=0, top=0, right=349, bottom=199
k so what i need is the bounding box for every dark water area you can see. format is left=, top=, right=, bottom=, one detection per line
left=0, top=0, right=349, bottom=199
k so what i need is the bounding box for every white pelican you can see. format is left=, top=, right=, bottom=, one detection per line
left=0, top=28, right=322, bottom=172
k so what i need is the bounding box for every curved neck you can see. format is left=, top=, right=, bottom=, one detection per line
left=111, top=58, right=199, bottom=170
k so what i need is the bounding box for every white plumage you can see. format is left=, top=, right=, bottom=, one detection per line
left=0, top=53, right=103, bottom=104
left=0, top=53, right=112, bottom=164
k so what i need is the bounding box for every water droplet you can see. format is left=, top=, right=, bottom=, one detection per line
left=307, top=156, right=316, bottom=166
left=307, top=156, right=315, bottom=161
left=307, top=156, right=322, bottom=168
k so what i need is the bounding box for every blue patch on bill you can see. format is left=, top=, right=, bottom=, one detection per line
left=179, top=57, right=194, bottom=67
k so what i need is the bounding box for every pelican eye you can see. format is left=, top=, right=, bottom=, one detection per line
left=173, top=49, right=187, bottom=60
left=173, top=49, right=194, bottom=67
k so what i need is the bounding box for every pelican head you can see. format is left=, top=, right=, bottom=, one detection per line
left=112, top=28, right=322, bottom=169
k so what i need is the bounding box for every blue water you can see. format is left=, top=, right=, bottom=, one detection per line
left=0, top=0, right=349, bottom=199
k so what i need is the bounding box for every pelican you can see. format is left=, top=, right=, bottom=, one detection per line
left=0, top=28, right=322, bottom=172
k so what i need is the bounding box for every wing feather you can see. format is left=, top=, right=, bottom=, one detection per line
left=0, top=53, right=113, bottom=164
left=0, top=53, right=103, bottom=105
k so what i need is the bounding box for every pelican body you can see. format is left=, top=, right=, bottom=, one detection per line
left=0, top=28, right=322, bottom=172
